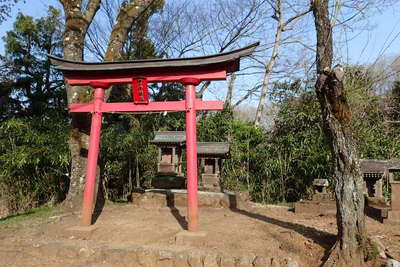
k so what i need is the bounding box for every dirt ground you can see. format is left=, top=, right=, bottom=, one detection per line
left=0, top=201, right=399, bottom=267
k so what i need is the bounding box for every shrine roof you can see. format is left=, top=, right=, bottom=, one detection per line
left=197, top=142, right=230, bottom=157
left=48, top=43, right=259, bottom=73
left=360, top=159, right=400, bottom=173
left=150, top=132, right=230, bottom=156
left=150, top=131, right=186, bottom=145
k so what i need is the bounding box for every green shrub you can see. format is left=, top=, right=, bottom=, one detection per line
left=0, top=117, right=70, bottom=213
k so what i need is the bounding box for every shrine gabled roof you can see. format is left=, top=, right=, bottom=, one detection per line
left=150, top=131, right=186, bottom=145
left=48, top=43, right=259, bottom=73
left=360, top=159, right=400, bottom=173
left=360, top=159, right=387, bottom=174
left=150, top=132, right=230, bottom=156
left=197, top=142, right=230, bottom=157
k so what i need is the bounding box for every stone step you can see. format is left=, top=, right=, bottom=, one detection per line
left=131, top=190, right=250, bottom=209
left=22, top=241, right=297, bottom=267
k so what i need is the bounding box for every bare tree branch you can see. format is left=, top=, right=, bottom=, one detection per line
left=104, top=0, right=159, bottom=61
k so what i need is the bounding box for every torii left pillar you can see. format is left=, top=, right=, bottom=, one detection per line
left=80, top=81, right=109, bottom=226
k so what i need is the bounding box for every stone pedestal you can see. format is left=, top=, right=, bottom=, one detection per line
left=365, top=197, right=390, bottom=222
left=312, top=193, right=332, bottom=202
left=385, top=180, right=400, bottom=224
left=63, top=225, right=98, bottom=240
left=151, top=175, right=186, bottom=189
left=131, top=189, right=249, bottom=209
left=200, top=173, right=220, bottom=192
left=294, top=200, right=336, bottom=216
left=175, top=231, right=208, bottom=246
left=295, top=179, right=336, bottom=215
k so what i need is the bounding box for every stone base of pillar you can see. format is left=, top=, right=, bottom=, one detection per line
left=175, top=231, right=208, bottom=246
left=63, top=225, right=98, bottom=240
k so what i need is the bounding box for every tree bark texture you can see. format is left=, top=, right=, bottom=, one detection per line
left=311, top=0, right=366, bottom=266
left=104, top=0, right=157, bottom=61
left=60, top=0, right=101, bottom=210
left=103, top=0, right=160, bottom=100
left=224, top=73, right=236, bottom=108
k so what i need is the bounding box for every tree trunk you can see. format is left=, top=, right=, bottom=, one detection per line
left=103, top=0, right=160, bottom=99
left=224, top=73, right=236, bottom=109
left=60, top=0, right=101, bottom=211
left=135, top=154, right=140, bottom=188
left=253, top=1, right=311, bottom=126
left=311, top=0, right=366, bottom=266
left=254, top=0, right=282, bottom=127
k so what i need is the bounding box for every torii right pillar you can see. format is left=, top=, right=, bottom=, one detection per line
left=182, top=78, right=200, bottom=232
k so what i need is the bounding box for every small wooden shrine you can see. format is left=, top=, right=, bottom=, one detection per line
left=150, top=132, right=230, bottom=191
left=197, top=142, right=230, bottom=192
left=150, top=131, right=186, bottom=188
left=360, top=159, right=386, bottom=198
left=360, top=159, right=400, bottom=223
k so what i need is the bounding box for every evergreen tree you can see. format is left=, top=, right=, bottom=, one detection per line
left=0, top=7, right=65, bottom=120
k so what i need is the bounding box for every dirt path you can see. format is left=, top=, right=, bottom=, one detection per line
left=0, top=202, right=398, bottom=266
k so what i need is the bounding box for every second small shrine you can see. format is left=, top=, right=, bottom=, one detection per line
left=360, top=159, right=386, bottom=199
left=197, top=142, right=230, bottom=192
left=360, top=159, right=400, bottom=223
left=150, top=132, right=230, bottom=191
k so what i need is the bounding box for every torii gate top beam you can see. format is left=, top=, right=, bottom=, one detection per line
left=48, top=42, right=258, bottom=85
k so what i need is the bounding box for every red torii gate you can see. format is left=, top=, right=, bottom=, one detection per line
left=50, top=43, right=258, bottom=231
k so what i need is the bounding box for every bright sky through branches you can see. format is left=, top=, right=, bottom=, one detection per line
left=1, top=0, right=399, bottom=63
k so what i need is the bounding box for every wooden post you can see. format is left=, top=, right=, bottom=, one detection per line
left=182, top=78, right=200, bottom=232
left=80, top=82, right=109, bottom=226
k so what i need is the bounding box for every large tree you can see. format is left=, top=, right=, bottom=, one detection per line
left=59, top=0, right=162, bottom=210
left=0, top=7, right=65, bottom=120
left=0, top=7, right=70, bottom=213
left=311, top=0, right=366, bottom=266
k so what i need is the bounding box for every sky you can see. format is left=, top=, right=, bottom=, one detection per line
left=0, top=0, right=399, bottom=63
left=0, top=0, right=61, bottom=54
left=335, top=4, right=400, bottom=65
